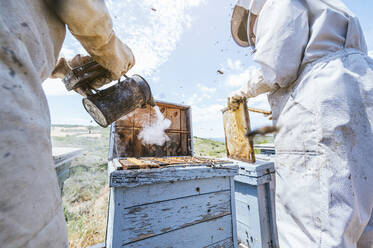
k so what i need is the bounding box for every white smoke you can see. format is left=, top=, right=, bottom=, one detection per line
left=138, top=106, right=171, bottom=146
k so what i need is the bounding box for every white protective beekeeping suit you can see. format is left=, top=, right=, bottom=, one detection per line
left=0, top=0, right=134, bottom=247
left=231, top=0, right=373, bottom=247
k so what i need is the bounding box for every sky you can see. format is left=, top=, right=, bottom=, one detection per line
left=43, top=0, right=373, bottom=138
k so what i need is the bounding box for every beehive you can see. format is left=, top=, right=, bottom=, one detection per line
left=106, top=101, right=239, bottom=248
left=221, top=102, right=278, bottom=247
left=106, top=159, right=238, bottom=248
left=234, top=160, right=278, bottom=248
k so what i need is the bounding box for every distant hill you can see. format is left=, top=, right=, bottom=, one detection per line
left=193, top=137, right=226, bottom=158
left=207, top=137, right=225, bottom=143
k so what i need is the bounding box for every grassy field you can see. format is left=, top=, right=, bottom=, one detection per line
left=52, top=125, right=110, bottom=247
left=52, top=125, right=232, bottom=247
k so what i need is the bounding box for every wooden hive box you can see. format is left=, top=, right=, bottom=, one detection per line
left=110, top=101, right=192, bottom=159
left=234, top=160, right=278, bottom=248
left=106, top=159, right=239, bottom=248
left=105, top=101, right=239, bottom=247
left=221, top=102, right=278, bottom=247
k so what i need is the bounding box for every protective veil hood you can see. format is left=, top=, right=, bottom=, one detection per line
left=231, top=0, right=266, bottom=47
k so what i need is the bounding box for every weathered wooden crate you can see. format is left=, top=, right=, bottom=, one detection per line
left=234, top=160, right=278, bottom=248
left=106, top=159, right=239, bottom=248
left=110, top=101, right=192, bottom=158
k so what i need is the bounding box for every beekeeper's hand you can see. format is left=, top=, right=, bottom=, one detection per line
left=51, top=54, right=113, bottom=96
left=227, top=91, right=247, bottom=111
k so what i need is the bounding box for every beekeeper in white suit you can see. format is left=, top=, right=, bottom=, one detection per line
left=229, top=0, right=373, bottom=247
left=0, top=0, right=134, bottom=247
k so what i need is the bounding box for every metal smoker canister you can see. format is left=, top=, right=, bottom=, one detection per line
left=83, top=74, right=154, bottom=127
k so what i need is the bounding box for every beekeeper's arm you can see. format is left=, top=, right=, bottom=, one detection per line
left=232, top=0, right=309, bottom=100
left=48, top=0, right=134, bottom=80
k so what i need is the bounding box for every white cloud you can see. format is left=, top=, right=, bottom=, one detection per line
left=248, top=93, right=270, bottom=110
left=190, top=104, right=225, bottom=138
left=192, top=104, right=224, bottom=122
left=186, top=93, right=202, bottom=105
left=46, top=0, right=206, bottom=96
left=107, top=0, right=206, bottom=76
left=197, top=83, right=216, bottom=93
left=225, top=66, right=257, bottom=88
left=185, top=83, right=217, bottom=105
left=42, top=78, right=74, bottom=96
left=226, top=58, right=243, bottom=71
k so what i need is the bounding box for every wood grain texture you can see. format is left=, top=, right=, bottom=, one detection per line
left=122, top=215, right=233, bottom=248
left=180, top=110, right=188, bottom=131
left=234, top=162, right=277, bottom=248
left=230, top=177, right=238, bottom=248
left=222, top=102, right=255, bottom=163
left=166, top=108, right=181, bottom=130
left=206, top=238, right=234, bottom=248
left=107, top=162, right=238, bottom=248
left=167, top=133, right=182, bottom=156
left=113, top=101, right=192, bottom=157
left=121, top=191, right=232, bottom=244
left=114, top=129, right=134, bottom=157
left=234, top=174, right=272, bottom=186
left=110, top=162, right=238, bottom=187
left=106, top=187, right=119, bottom=248
left=120, top=177, right=231, bottom=208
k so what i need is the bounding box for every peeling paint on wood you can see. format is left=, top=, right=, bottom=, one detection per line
left=106, top=162, right=238, bottom=248
left=121, top=191, right=232, bottom=244
left=206, top=237, right=234, bottom=247
left=123, top=215, right=234, bottom=248
left=234, top=160, right=278, bottom=248
left=110, top=160, right=238, bottom=188
left=121, top=177, right=230, bottom=208
left=113, top=101, right=192, bottom=157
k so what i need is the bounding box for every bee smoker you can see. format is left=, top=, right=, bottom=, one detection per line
left=62, top=61, right=154, bottom=127
left=82, top=75, right=155, bottom=127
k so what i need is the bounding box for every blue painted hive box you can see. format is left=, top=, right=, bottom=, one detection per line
left=234, top=160, right=278, bottom=248
left=105, top=101, right=239, bottom=247
left=106, top=158, right=239, bottom=248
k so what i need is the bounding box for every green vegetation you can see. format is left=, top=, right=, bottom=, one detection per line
left=52, top=125, right=110, bottom=247
left=254, top=135, right=274, bottom=145
left=193, top=137, right=226, bottom=157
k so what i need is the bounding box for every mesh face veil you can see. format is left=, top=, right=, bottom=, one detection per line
left=247, top=11, right=257, bottom=54
left=231, top=0, right=266, bottom=54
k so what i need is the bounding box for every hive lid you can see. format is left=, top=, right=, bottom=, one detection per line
left=109, top=158, right=238, bottom=188
left=234, top=159, right=274, bottom=177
